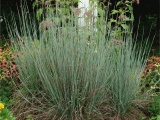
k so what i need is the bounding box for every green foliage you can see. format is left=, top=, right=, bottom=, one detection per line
left=108, top=0, right=134, bottom=39
left=147, top=95, right=160, bottom=119
left=0, top=102, right=16, bottom=120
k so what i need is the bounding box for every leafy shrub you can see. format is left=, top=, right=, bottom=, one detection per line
left=0, top=102, right=16, bottom=120
left=147, top=95, right=160, bottom=119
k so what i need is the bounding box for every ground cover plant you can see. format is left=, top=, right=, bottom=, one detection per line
left=3, top=0, right=159, bottom=119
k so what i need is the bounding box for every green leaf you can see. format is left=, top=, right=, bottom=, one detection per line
left=48, top=8, right=55, bottom=14
left=53, top=17, right=60, bottom=25
left=97, top=8, right=105, bottom=16
left=116, top=1, right=122, bottom=7
left=123, top=17, right=131, bottom=21
left=36, top=8, right=43, bottom=20
left=121, top=24, right=129, bottom=30
left=125, top=1, right=130, bottom=4
left=111, top=10, right=119, bottom=14
left=32, top=2, right=37, bottom=10
left=110, top=18, right=116, bottom=22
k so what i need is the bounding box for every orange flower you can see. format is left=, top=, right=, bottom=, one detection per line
left=2, top=69, right=9, bottom=75
left=1, top=61, right=8, bottom=67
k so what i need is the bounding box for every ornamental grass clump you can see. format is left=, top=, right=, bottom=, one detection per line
left=5, top=0, right=153, bottom=119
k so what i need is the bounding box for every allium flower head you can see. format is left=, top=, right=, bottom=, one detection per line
left=118, top=15, right=127, bottom=21
left=83, top=11, right=93, bottom=18
left=45, top=1, right=51, bottom=5
left=110, top=39, right=124, bottom=46
left=39, top=21, right=56, bottom=31
left=73, top=8, right=82, bottom=16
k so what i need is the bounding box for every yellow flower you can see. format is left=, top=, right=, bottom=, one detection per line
left=10, top=116, right=12, bottom=117
left=0, top=103, right=4, bottom=110
left=4, top=119, right=8, bottom=120
left=0, top=76, right=5, bottom=80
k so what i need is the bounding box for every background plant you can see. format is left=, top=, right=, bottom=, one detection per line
left=107, top=0, right=134, bottom=40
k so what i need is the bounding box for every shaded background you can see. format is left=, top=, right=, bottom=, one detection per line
left=0, top=0, right=159, bottom=56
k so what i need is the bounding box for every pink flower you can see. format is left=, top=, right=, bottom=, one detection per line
left=83, top=11, right=93, bottom=18
left=2, top=61, right=8, bottom=67
left=118, top=15, right=127, bottom=21
left=0, top=62, right=4, bottom=67
left=152, top=64, right=156, bottom=68
left=132, top=0, right=139, bottom=5
left=147, top=64, right=152, bottom=68
left=73, top=8, right=82, bottom=16
left=39, top=21, right=56, bottom=31
left=147, top=59, right=153, bottom=63
left=154, top=57, right=160, bottom=61
left=110, top=39, right=124, bottom=46
left=45, top=1, right=51, bottom=5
